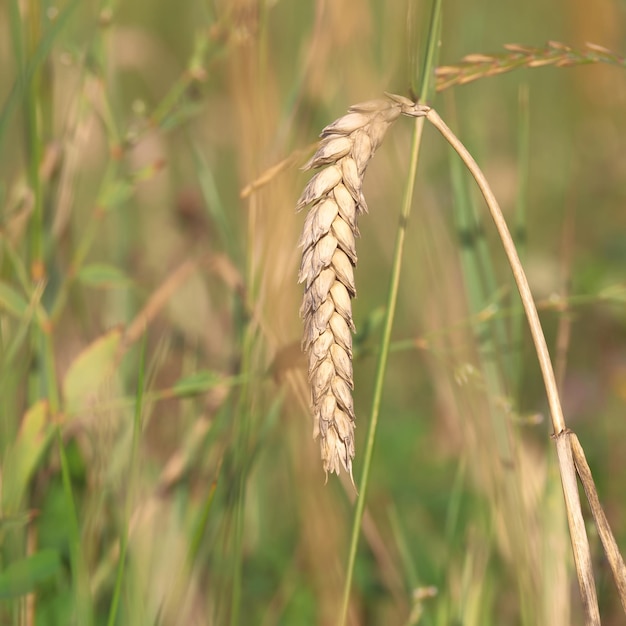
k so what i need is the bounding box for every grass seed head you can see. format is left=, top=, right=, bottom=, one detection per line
left=296, top=95, right=405, bottom=481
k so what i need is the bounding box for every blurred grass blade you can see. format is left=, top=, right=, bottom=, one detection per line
left=78, top=263, right=133, bottom=289
left=97, top=178, right=135, bottom=212
left=188, top=477, right=219, bottom=567
left=0, top=281, right=29, bottom=317
left=172, top=370, right=224, bottom=396
left=62, top=328, right=122, bottom=416
left=189, top=138, right=237, bottom=259
left=0, top=0, right=80, bottom=152
left=1, top=400, right=54, bottom=515
left=56, top=427, right=94, bottom=625
left=0, top=550, right=61, bottom=599
left=107, top=333, right=147, bottom=626
left=444, top=103, right=514, bottom=462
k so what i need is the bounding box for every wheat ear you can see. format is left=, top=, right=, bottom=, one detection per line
left=297, top=94, right=424, bottom=480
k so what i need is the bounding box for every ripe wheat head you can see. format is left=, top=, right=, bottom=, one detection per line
left=297, top=93, right=424, bottom=480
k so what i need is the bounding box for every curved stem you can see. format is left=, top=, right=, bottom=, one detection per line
left=425, top=108, right=565, bottom=434
left=423, top=107, right=600, bottom=625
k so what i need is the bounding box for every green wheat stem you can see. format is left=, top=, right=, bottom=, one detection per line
left=338, top=2, right=442, bottom=624
left=338, top=119, right=425, bottom=626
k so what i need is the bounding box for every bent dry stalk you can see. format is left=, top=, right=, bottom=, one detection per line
left=297, top=90, right=613, bottom=623
left=296, top=94, right=428, bottom=480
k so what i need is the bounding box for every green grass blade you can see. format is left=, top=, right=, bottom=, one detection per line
left=189, top=138, right=239, bottom=260
left=107, top=333, right=147, bottom=626
left=0, top=0, right=80, bottom=154
left=0, top=550, right=61, bottom=599
left=338, top=1, right=443, bottom=624
left=56, top=427, right=94, bottom=625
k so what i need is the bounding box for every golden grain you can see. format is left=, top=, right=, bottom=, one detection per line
left=296, top=94, right=422, bottom=480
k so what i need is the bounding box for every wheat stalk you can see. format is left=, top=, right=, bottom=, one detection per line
left=296, top=94, right=426, bottom=481
left=435, top=41, right=626, bottom=91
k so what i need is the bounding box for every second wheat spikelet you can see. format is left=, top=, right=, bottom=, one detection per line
left=297, top=94, right=420, bottom=480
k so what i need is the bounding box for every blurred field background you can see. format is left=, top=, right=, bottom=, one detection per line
left=1, top=0, right=626, bottom=624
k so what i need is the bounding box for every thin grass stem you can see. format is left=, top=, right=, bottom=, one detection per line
left=339, top=116, right=426, bottom=626
left=338, top=1, right=442, bottom=623
left=107, top=334, right=147, bottom=626
left=56, top=427, right=94, bottom=625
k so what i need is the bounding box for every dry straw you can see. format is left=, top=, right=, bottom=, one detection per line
left=296, top=94, right=424, bottom=480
